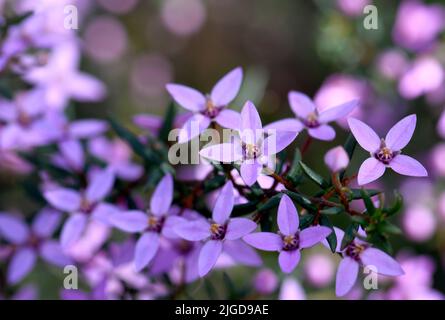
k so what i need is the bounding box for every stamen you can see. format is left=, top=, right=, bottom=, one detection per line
left=202, top=98, right=221, bottom=118
left=281, top=233, right=300, bottom=251
left=374, top=139, right=397, bottom=165
left=243, top=143, right=261, bottom=160
left=147, top=215, right=164, bottom=233
left=210, top=223, right=226, bottom=240
left=304, top=112, right=320, bottom=128
left=345, top=243, right=367, bottom=261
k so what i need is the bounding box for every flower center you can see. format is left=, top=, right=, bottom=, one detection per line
left=243, top=143, right=261, bottom=160
left=210, top=223, right=226, bottom=240
left=147, top=215, right=164, bottom=233
left=80, top=198, right=93, bottom=213
left=281, top=233, right=299, bottom=251
left=202, top=98, right=221, bottom=118
left=304, top=112, right=320, bottom=128
left=374, top=139, right=398, bottom=165
left=345, top=243, right=367, bottom=261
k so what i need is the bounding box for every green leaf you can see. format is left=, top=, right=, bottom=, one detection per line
left=204, top=279, right=218, bottom=300
left=231, top=201, right=259, bottom=217
left=282, top=190, right=316, bottom=211
left=257, top=193, right=282, bottom=213
left=383, top=191, right=403, bottom=217
left=320, top=207, right=343, bottom=215
left=203, top=175, right=226, bottom=193
left=286, top=148, right=302, bottom=185
left=341, top=222, right=359, bottom=250
left=299, top=214, right=315, bottom=229
left=351, top=215, right=367, bottom=225
left=222, top=272, right=237, bottom=299
left=349, top=189, right=381, bottom=200
left=361, top=189, right=376, bottom=216
left=0, top=11, right=33, bottom=35
left=259, top=213, right=273, bottom=232
left=319, top=215, right=337, bottom=253
left=158, top=103, right=176, bottom=143
left=379, top=221, right=402, bottom=235
left=340, top=134, right=357, bottom=179
left=299, top=161, right=329, bottom=189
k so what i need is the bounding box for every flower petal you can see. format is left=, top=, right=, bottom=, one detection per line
left=39, top=240, right=73, bottom=266
left=178, top=113, right=211, bottom=144
left=243, top=232, right=282, bottom=251
left=385, top=114, right=416, bottom=151
left=174, top=219, right=211, bottom=241
left=214, top=109, right=241, bottom=130
left=199, top=142, right=243, bottom=163
left=324, top=146, right=350, bottom=172
left=150, top=173, right=173, bottom=216
left=225, top=218, right=257, bottom=240
left=60, top=214, right=87, bottom=249
left=7, top=248, right=37, bottom=285
left=360, top=248, right=404, bottom=276
left=69, top=120, right=108, bottom=139
left=0, top=213, right=29, bottom=244
left=32, top=208, right=62, bottom=238
left=166, top=84, right=206, bottom=112
left=109, top=211, right=147, bottom=233
left=389, top=155, right=428, bottom=177
left=210, top=67, right=243, bottom=106
left=299, top=226, right=332, bottom=249
left=85, top=168, right=115, bottom=203
left=44, top=188, right=81, bottom=212
left=59, top=139, right=85, bottom=171
left=134, top=232, right=160, bottom=271
left=278, top=250, right=301, bottom=273
left=240, top=100, right=262, bottom=137
left=318, top=99, right=359, bottom=123
left=223, top=240, right=262, bottom=266
left=263, top=118, right=304, bottom=133
left=308, top=125, right=336, bottom=141
left=288, top=91, right=316, bottom=118
left=198, top=240, right=223, bottom=277
left=335, top=257, right=359, bottom=297
left=277, top=194, right=299, bottom=236
left=240, top=162, right=261, bottom=186
left=347, top=117, right=381, bottom=152
left=212, top=181, right=235, bottom=223
left=263, top=131, right=297, bottom=156
left=357, top=157, right=386, bottom=185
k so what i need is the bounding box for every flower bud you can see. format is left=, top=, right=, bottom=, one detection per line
left=324, top=146, right=349, bottom=172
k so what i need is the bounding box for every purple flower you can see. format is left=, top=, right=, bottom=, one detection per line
left=43, top=168, right=116, bottom=248
left=174, top=181, right=257, bottom=277
left=265, top=91, right=358, bottom=141
left=324, top=146, right=350, bottom=172
left=200, top=101, right=297, bottom=186
left=166, top=67, right=243, bottom=143
left=0, top=208, right=72, bottom=285
left=109, top=174, right=179, bottom=271
left=348, top=114, right=428, bottom=185
left=243, top=194, right=331, bottom=273
left=327, top=228, right=404, bottom=297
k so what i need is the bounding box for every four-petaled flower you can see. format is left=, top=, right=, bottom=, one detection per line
left=348, top=114, right=428, bottom=185
left=174, top=181, right=257, bottom=277
left=109, top=173, right=180, bottom=271
left=325, top=228, right=404, bottom=297
left=243, top=194, right=332, bottom=273
left=265, top=91, right=358, bottom=141
left=166, top=67, right=243, bottom=143
left=199, top=101, right=297, bottom=186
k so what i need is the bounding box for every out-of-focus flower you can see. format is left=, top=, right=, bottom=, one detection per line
left=167, top=67, right=243, bottom=143
left=44, top=168, right=116, bottom=248
left=348, top=115, right=427, bottom=185
left=265, top=91, right=358, bottom=141
left=438, top=192, right=445, bottom=221
left=438, top=111, right=445, bottom=139
left=244, top=195, right=331, bottom=273
left=89, top=137, right=143, bottom=181
left=161, top=0, right=206, bottom=36
left=253, top=269, right=279, bottom=295
left=328, top=228, right=404, bottom=297
left=336, top=0, right=371, bottom=17
left=376, top=49, right=409, bottom=80
left=110, top=174, right=179, bottom=271
left=304, top=253, right=335, bottom=288
left=392, top=0, right=445, bottom=51
left=279, top=277, right=306, bottom=300
left=430, top=143, right=445, bottom=176
left=402, top=205, right=436, bottom=242
left=398, top=56, right=444, bottom=99
left=24, top=42, right=106, bottom=110
left=200, top=101, right=296, bottom=186
left=84, top=16, right=128, bottom=63
left=324, top=146, right=349, bottom=172
left=0, top=209, right=72, bottom=285
left=174, top=181, right=257, bottom=276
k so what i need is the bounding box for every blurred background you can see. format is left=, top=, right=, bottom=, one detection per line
left=2, top=0, right=445, bottom=299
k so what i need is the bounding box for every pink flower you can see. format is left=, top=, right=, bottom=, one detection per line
left=348, top=114, right=428, bottom=185
left=166, top=67, right=243, bottom=143
left=324, top=146, right=350, bottom=172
